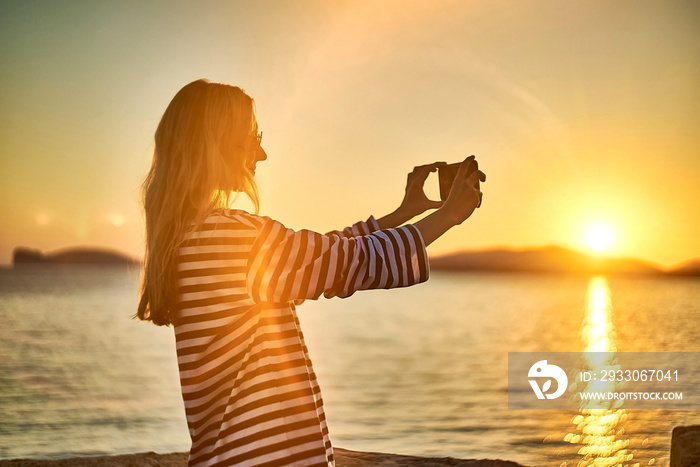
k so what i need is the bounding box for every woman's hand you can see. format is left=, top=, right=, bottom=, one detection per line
left=440, top=156, right=486, bottom=225
left=412, top=156, right=485, bottom=247
left=377, top=159, right=484, bottom=233
left=397, top=162, right=447, bottom=219
left=376, top=162, right=446, bottom=230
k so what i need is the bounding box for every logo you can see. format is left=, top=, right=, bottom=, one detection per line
left=528, top=360, right=568, bottom=399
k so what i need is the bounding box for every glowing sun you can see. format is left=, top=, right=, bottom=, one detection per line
left=585, top=223, right=615, bottom=252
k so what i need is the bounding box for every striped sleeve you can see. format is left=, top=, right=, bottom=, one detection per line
left=247, top=217, right=429, bottom=304
left=324, top=215, right=381, bottom=238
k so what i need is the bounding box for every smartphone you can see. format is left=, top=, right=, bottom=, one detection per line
left=438, top=158, right=479, bottom=202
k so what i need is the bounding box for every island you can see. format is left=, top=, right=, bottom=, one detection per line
left=430, top=245, right=700, bottom=277
left=12, top=247, right=140, bottom=267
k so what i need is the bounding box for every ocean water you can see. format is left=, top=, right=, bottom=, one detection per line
left=0, top=266, right=698, bottom=466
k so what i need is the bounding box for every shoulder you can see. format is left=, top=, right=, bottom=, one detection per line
left=198, top=209, right=261, bottom=227
left=180, top=210, right=265, bottom=240
left=219, top=209, right=265, bottom=228
left=203, top=209, right=286, bottom=234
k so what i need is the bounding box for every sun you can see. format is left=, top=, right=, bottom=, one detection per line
left=585, top=223, right=615, bottom=252
left=107, top=213, right=125, bottom=228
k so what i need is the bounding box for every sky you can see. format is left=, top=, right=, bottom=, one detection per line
left=0, top=0, right=698, bottom=267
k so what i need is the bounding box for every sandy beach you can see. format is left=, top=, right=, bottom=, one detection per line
left=0, top=448, right=526, bottom=467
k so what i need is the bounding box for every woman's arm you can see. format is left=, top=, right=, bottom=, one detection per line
left=247, top=218, right=429, bottom=304
left=244, top=158, right=483, bottom=303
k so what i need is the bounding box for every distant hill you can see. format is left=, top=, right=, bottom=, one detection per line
left=430, top=245, right=699, bottom=277
left=667, top=258, right=700, bottom=276
left=13, top=247, right=140, bottom=266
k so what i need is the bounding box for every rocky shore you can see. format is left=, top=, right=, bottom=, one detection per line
left=0, top=448, right=526, bottom=467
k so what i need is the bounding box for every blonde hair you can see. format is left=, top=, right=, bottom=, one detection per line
left=137, top=79, right=259, bottom=326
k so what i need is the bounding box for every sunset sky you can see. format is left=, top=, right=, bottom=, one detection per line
left=1, top=0, right=698, bottom=267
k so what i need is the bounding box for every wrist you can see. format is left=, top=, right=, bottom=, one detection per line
left=376, top=207, right=412, bottom=230
left=393, top=205, right=416, bottom=223
left=413, top=206, right=456, bottom=247
left=434, top=205, right=460, bottom=228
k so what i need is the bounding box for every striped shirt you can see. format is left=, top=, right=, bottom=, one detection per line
left=174, top=209, right=430, bottom=467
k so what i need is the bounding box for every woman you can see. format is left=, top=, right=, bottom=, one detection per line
left=137, top=79, right=485, bottom=467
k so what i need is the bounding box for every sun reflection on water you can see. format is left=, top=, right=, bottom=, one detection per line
left=565, top=277, right=640, bottom=467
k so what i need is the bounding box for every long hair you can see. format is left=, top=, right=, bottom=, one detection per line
left=137, top=79, right=259, bottom=326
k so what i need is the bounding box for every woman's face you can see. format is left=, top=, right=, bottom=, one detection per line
left=247, top=130, right=267, bottom=174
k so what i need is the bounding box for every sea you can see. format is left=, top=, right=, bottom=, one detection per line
left=0, top=266, right=698, bottom=466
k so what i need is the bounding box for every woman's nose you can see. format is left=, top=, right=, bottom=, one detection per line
left=257, top=146, right=268, bottom=162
